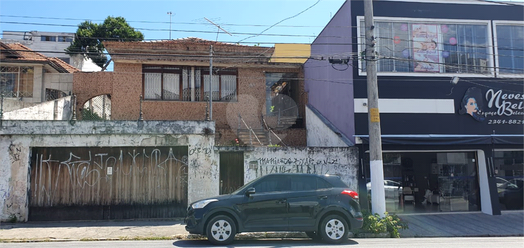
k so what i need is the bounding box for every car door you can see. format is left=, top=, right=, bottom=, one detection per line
left=287, top=175, right=325, bottom=230
left=236, top=175, right=290, bottom=231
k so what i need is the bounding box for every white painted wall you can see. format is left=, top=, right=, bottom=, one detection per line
left=44, top=73, right=74, bottom=95
left=2, top=31, right=73, bottom=63
left=306, top=106, right=348, bottom=147
left=243, top=146, right=359, bottom=190
left=2, top=96, right=72, bottom=120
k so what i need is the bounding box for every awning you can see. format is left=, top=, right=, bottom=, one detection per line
left=355, top=134, right=524, bottom=146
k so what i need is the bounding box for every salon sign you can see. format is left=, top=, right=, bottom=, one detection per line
left=460, top=87, right=524, bottom=125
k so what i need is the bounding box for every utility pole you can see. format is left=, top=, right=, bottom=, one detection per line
left=167, top=11, right=173, bottom=39
left=364, top=0, right=386, bottom=217
left=209, top=45, right=213, bottom=120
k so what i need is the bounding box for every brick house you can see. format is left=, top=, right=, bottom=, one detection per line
left=74, top=38, right=307, bottom=146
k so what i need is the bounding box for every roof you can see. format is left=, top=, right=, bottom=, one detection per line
left=0, top=42, right=79, bottom=73
left=103, top=37, right=279, bottom=66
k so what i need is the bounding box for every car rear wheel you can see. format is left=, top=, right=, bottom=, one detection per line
left=319, top=214, right=349, bottom=244
left=206, top=215, right=236, bottom=245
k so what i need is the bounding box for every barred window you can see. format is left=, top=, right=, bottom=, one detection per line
left=0, top=66, right=34, bottom=98
left=143, top=65, right=237, bottom=102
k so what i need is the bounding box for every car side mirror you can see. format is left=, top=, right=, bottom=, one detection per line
left=245, top=187, right=256, bottom=196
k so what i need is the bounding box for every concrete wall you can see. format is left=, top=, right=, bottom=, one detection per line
left=1, top=120, right=355, bottom=222
left=2, top=99, right=38, bottom=113
left=44, top=73, right=74, bottom=96
left=243, top=147, right=359, bottom=190
left=3, top=96, right=72, bottom=120
left=306, top=106, right=349, bottom=147
left=0, top=120, right=215, bottom=222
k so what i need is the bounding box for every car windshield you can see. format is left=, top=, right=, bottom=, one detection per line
left=230, top=176, right=265, bottom=195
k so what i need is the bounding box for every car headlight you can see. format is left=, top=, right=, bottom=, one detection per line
left=191, top=199, right=218, bottom=209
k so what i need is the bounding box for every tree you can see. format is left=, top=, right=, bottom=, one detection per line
left=66, top=16, right=144, bottom=70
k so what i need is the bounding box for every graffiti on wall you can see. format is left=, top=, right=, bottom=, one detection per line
left=253, top=157, right=340, bottom=177
left=30, top=147, right=188, bottom=207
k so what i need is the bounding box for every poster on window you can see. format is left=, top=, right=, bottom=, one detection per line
left=412, top=24, right=440, bottom=72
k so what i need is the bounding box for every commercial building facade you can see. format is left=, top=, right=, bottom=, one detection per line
left=305, top=0, right=523, bottom=215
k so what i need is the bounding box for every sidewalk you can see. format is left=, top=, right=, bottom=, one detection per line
left=0, top=211, right=522, bottom=242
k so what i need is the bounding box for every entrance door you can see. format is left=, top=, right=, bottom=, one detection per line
left=436, top=152, right=480, bottom=212
left=219, top=152, right=244, bottom=194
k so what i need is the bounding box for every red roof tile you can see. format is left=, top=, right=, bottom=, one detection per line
left=1, top=41, right=78, bottom=73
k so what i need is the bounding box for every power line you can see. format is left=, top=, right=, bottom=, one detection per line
left=237, top=0, right=321, bottom=43
left=0, top=14, right=327, bottom=29
left=4, top=47, right=524, bottom=74
left=0, top=21, right=319, bottom=38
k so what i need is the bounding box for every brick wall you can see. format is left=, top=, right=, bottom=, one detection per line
left=73, top=40, right=307, bottom=146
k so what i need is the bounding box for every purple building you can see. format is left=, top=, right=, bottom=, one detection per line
left=305, top=0, right=523, bottom=215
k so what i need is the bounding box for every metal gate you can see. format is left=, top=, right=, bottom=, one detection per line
left=219, top=152, right=244, bottom=194
left=29, top=146, right=188, bottom=221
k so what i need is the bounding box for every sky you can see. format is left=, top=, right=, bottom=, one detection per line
left=0, top=0, right=348, bottom=45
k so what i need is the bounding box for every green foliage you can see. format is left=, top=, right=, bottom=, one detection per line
left=81, top=108, right=104, bottom=121
left=358, top=211, right=408, bottom=238
left=7, top=214, right=17, bottom=223
left=66, top=16, right=144, bottom=69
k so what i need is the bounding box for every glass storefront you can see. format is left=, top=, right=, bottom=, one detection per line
left=365, top=151, right=480, bottom=213
left=494, top=150, right=524, bottom=210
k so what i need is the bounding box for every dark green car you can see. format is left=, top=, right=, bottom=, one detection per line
left=185, top=173, right=363, bottom=245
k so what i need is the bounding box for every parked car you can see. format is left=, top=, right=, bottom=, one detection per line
left=498, top=178, right=523, bottom=210
left=366, top=180, right=402, bottom=199
left=185, top=173, right=363, bottom=245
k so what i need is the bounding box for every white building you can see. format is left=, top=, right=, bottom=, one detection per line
left=2, top=31, right=101, bottom=72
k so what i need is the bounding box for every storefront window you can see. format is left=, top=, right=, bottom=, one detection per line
left=494, top=150, right=523, bottom=210
left=365, top=151, right=480, bottom=213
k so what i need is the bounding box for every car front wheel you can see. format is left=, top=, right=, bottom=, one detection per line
left=319, top=214, right=349, bottom=244
left=305, top=231, right=322, bottom=241
left=206, top=215, right=236, bottom=245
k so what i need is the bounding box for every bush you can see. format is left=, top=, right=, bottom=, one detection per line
left=358, top=211, right=408, bottom=238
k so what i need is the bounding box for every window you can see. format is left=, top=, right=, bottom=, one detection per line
left=290, top=176, right=316, bottom=191
left=358, top=17, right=491, bottom=76
left=0, top=66, right=34, bottom=97
left=253, top=175, right=289, bottom=193
left=494, top=23, right=524, bottom=75
left=265, top=72, right=299, bottom=116
left=143, top=65, right=237, bottom=101
left=58, top=36, right=73, bottom=42
left=40, top=36, right=56, bottom=42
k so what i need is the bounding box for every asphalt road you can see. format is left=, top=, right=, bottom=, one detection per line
left=1, top=237, right=523, bottom=248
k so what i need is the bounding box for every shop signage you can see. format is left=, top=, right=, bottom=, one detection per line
left=460, top=87, right=524, bottom=125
